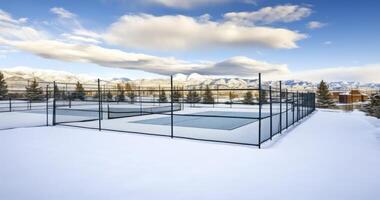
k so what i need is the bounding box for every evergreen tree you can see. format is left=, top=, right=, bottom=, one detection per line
left=0, top=72, right=8, bottom=100
left=159, top=89, right=168, bottom=103
left=243, top=91, right=254, bottom=104
left=71, top=81, right=85, bottom=100
left=260, top=89, right=268, bottom=103
left=203, top=85, right=214, bottom=104
left=125, top=83, right=136, bottom=103
left=361, top=92, right=380, bottom=118
left=316, top=80, right=335, bottom=108
left=25, top=79, right=43, bottom=101
left=116, top=84, right=125, bottom=102
left=54, top=85, right=62, bottom=100
left=106, top=90, right=113, bottom=101
left=228, top=91, right=238, bottom=104
left=186, top=88, right=201, bottom=104
left=171, top=87, right=182, bottom=102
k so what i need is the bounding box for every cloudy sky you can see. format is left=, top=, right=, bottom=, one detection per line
left=0, top=0, right=379, bottom=82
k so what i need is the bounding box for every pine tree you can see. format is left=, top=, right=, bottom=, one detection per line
left=106, top=90, right=113, bottom=101
left=243, top=91, right=254, bottom=104
left=361, top=92, right=380, bottom=118
left=203, top=85, right=214, bottom=104
left=125, top=83, right=136, bottom=103
left=260, top=89, right=268, bottom=103
left=71, top=81, right=85, bottom=100
left=316, top=80, right=335, bottom=108
left=25, top=79, right=43, bottom=101
left=228, top=91, right=238, bottom=104
left=159, top=89, right=168, bottom=103
left=171, top=87, right=182, bottom=102
left=186, top=88, right=201, bottom=104
left=116, top=84, right=125, bottom=102
left=54, top=85, right=62, bottom=100
left=0, top=72, right=8, bottom=100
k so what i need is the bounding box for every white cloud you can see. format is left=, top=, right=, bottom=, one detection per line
left=324, top=41, right=332, bottom=45
left=307, top=21, right=327, bottom=29
left=146, top=0, right=230, bottom=8
left=224, top=5, right=312, bottom=25
left=61, top=33, right=101, bottom=44
left=104, top=14, right=306, bottom=50
left=50, top=7, right=76, bottom=19
left=0, top=9, right=28, bottom=24
left=0, top=38, right=288, bottom=76
left=4, top=8, right=376, bottom=83
left=0, top=10, right=47, bottom=41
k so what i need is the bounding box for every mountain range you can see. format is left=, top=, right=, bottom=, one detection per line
left=1, top=67, right=379, bottom=91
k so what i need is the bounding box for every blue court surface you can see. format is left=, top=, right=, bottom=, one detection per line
left=132, top=111, right=270, bottom=130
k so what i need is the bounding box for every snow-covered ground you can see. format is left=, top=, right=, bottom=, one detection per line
left=0, top=110, right=379, bottom=200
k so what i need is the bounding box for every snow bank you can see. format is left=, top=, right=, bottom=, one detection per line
left=0, top=110, right=379, bottom=200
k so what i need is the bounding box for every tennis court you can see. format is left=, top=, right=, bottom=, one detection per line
left=132, top=111, right=270, bottom=130
left=1, top=75, right=316, bottom=147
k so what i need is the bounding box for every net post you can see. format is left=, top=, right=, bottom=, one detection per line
left=53, top=81, right=56, bottom=125
left=279, top=81, right=282, bottom=134
left=46, top=84, right=49, bottom=126
left=286, top=89, right=288, bottom=129
left=98, top=78, right=102, bottom=131
left=170, top=76, right=174, bottom=139
left=258, top=73, right=262, bottom=148
left=269, top=85, right=273, bottom=140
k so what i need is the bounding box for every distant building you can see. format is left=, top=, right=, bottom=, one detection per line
left=338, top=89, right=368, bottom=104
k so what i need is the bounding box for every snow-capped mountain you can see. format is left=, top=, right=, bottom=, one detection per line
left=1, top=68, right=379, bottom=91
left=1, top=67, right=130, bottom=89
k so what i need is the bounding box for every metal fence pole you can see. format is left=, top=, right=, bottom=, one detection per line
left=258, top=73, right=262, bottom=148
left=286, top=89, right=288, bottom=129
left=170, top=76, right=174, bottom=139
left=46, top=85, right=49, bottom=126
left=279, top=81, right=282, bottom=134
left=269, top=86, right=273, bottom=140
left=98, top=79, right=102, bottom=131
left=53, top=81, right=56, bottom=125
left=292, top=92, right=295, bottom=125
left=139, top=86, right=142, bottom=114
left=296, top=91, right=299, bottom=122
left=302, top=92, right=305, bottom=118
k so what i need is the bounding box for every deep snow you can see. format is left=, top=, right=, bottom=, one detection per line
left=0, top=110, right=379, bottom=200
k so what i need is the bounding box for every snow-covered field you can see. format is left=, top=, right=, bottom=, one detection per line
left=0, top=110, right=379, bottom=200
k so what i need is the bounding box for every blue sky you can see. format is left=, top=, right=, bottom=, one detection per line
left=0, top=0, right=379, bottom=82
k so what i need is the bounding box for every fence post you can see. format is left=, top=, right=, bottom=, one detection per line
left=9, top=97, right=11, bottom=112
left=286, top=89, right=288, bottom=129
left=302, top=92, right=304, bottom=118
left=269, top=85, right=273, bottom=140
left=139, top=86, right=142, bottom=114
left=258, top=73, right=262, bottom=148
left=53, top=81, right=56, bottom=125
left=98, top=79, right=102, bottom=131
left=170, top=76, right=174, bottom=139
left=279, top=81, right=282, bottom=134
left=46, top=85, right=49, bottom=126
left=292, top=91, right=295, bottom=125
left=297, top=91, right=300, bottom=122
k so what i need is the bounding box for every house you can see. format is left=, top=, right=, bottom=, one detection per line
left=338, top=89, right=369, bottom=104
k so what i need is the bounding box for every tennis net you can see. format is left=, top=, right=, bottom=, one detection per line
left=108, top=103, right=181, bottom=119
